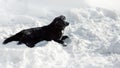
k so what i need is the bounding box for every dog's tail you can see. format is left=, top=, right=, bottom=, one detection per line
left=3, top=31, right=23, bottom=44
left=3, top=35, right=17, bottom=44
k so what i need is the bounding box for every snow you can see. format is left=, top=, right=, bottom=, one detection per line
left=0, top=0, right=120, bottom=68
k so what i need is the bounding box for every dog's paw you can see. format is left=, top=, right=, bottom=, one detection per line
left=61, top=36, right=69, bottom=40
left=62, top=44, right=67, bottom=47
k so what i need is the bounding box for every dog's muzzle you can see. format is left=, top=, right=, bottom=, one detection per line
left=65, top=22, right=69, bottom=26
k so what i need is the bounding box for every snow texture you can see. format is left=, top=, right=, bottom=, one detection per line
left=0, top=0, right=120, bottom=68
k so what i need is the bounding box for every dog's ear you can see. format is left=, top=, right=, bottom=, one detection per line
left=51, top=15, right=66, bottom=24
left=59, top=15, right=66, bottom=20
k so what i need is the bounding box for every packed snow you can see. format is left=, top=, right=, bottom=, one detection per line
left=0, top=0, right=120, bottom=68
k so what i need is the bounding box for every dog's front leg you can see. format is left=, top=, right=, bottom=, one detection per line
left=61, top=36, right=69, bottom=40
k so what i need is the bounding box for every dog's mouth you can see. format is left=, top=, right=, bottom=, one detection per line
left=56, top=22, right=69, bottom=30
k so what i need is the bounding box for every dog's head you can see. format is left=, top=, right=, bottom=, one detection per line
left=50, top=15, right=69, bottom=30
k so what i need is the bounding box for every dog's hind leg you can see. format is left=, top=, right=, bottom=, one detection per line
left=17, top=41, right=23, bottom=45
left=22, top=36, right=35, bottom=48
left=25, top=42, right=35, bottom=48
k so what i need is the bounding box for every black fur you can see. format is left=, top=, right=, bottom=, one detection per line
left=3, top=15, right=69, bottom=48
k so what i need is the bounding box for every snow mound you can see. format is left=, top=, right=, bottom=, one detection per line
left=0, top=0, right=120, bottom=68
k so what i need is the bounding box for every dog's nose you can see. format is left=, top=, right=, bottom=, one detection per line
left=65, top=22, right=69, bottom=26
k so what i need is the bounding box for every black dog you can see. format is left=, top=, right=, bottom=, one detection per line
left=3, top=15, right=69, bottom=48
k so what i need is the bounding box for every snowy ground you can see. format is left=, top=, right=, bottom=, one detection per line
left=0, top=0, right=120, bottom=68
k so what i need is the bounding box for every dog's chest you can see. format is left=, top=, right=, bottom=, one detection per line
left=49, top=30, right=63, bottom=39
